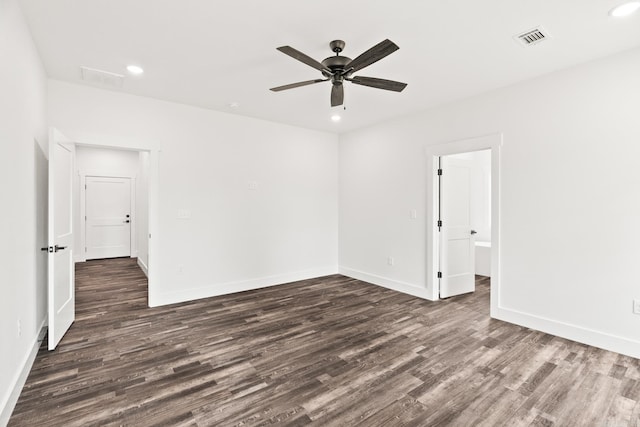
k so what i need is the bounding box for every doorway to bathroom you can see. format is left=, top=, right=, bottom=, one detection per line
left=426, top=133, right=501, bottom=311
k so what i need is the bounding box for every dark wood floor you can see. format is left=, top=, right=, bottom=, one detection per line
left=9, top=259, right=640, bottom=426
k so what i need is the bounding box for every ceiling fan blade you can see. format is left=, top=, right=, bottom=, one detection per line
left=349, top=76, right=407, bottom=92
left=277, top=46, right=332, bottom=74
left=270, top=79, right=328, bottom=92
left=345, top=39, right=399, bottom=73
left=331, top=84, right=344, bottom=107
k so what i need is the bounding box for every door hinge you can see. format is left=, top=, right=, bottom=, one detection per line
left=85, top=247, right=87, bottom=253
left=437, top=272, right=442, bottom=279
left=437, top=169, right=443, bottom=176
left=85, top=184, right=87, bottom=189
left=437, top=220, right=442, bottom=228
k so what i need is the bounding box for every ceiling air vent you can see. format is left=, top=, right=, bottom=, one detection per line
left=514, top=27, right=550, bottom=47
left=80, top=66, right=124, bottom=88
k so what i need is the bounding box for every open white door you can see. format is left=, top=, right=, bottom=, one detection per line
left=439, top=155, right=476, bottom=298
left=48, top=128, right=75, bottom=350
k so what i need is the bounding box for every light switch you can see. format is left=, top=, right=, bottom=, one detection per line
left=410, top=209, right=417, bottom=219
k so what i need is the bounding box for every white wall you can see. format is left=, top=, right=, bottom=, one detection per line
left=74, top=146, right=142, bottom=262
left=0, top=0, right=48, bottom=422
left=339, top=47, right=640, bottom=358
left=48, top=80, right=339, bottom=306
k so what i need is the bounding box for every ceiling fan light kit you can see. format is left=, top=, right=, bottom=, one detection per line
left=270, top=39, right=407, bottom=107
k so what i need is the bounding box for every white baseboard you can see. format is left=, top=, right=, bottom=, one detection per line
left=149, top=266, right=338, bottom=307
left=137, top=257, right=148, bottom=277
left=74, top=254, right=86, bottom=263
left=338, top=266, right=434, bottom=300
left=492, top=306, right=640, bottom=360
left=339, top=266, right=640, bottom=359
left=0, top=320, right=47, bottom=426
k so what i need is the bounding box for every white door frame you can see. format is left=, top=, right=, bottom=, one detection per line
left=78, top=172, right=137, bottom=263
left=426, top=133, right=502, bottom=316
left=65, top=138, right=159, bottom=307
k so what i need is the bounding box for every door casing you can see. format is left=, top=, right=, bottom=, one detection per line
left=425, top=133, right=502, bottom=317
left=48, top=130, right=159, bottom=308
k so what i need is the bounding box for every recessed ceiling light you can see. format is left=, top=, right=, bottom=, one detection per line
left=228, top=102, right=240, bottom=109
left=331, top=115, right=341, bottom=122
left=609, top=1, right=640, bottom=17
left=126, top=65, right=144, bottom=75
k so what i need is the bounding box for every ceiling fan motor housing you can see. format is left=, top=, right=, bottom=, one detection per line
left=322, top=39, right=351, bottom=84
left=321, top=56, right=352, bottom=82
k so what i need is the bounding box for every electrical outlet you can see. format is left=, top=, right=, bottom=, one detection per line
left=17, top=319, right=21, bottom=337
left=410, top=209, right=417, bottom=219
left=248, top=181, right=259, bottom=190
left=387, top=257, right=394, bottom=266
left=633, top=299, right=640, bottom=315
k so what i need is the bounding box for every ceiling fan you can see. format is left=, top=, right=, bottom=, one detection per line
left=270, top=39, right=407, bottom=107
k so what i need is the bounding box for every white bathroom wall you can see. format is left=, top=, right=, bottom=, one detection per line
left=74, top=146, right=141, bottom=261
left=448, top=149, right=491, bottom=242
left=339, top=47, right=640, bottom=358
left=48, top=80, right=339, bottom=306
left=0, top=0, right=48, bottom=423
left=470, top=150, right=491, bottom=243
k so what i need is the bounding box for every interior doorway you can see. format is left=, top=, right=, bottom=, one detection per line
left=426, top=133, right=501, bottom=314
left=47, top=127, right=157, bottom=350
left=75, top=145, right=151, bottom=277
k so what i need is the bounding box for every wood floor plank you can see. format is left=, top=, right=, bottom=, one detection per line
left=8, top=260, right=640, bottom=426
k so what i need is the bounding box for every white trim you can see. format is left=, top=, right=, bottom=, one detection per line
left=78, top=168, right=137, bottom=179
left=149, top=266, right=338, bottom=307
left=146, top=150, right=159, bottom=307
left=425, top=133, right=503, bottom=304
left=137, top=257, right=148, bottom=277
left=0, top=321, right=47, bottom=426
left=130, top=177, right=136, bottom=257
left=339, top=266, right=431, bottom=300
left=493, top=306, right=640, bottom=360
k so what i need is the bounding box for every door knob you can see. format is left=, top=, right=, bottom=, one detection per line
left=54, top=245, right=67, bottom=252
left=124, top=220, right=130, bottom=223
left=470, top=230, right=478, bottom=235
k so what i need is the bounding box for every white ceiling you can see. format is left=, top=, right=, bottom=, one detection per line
left=19, top=0, right=640, bottom=134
